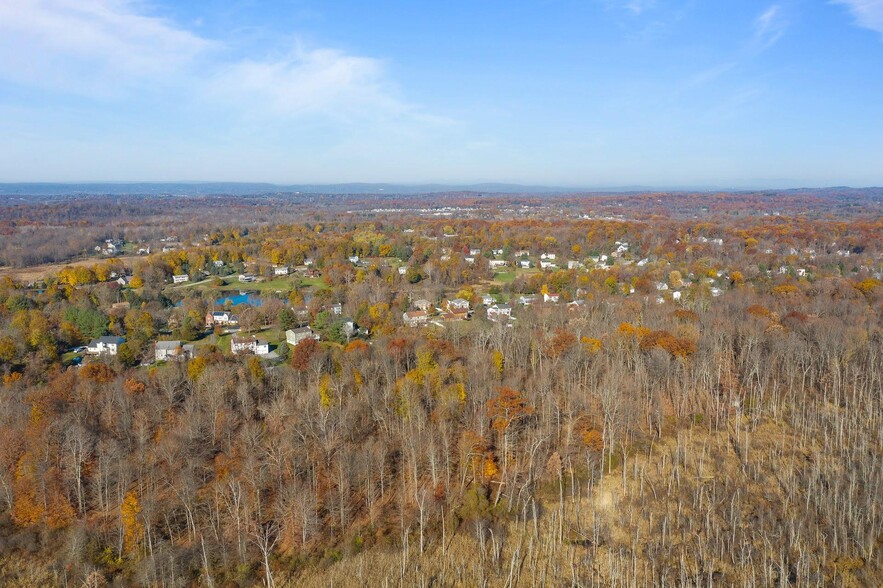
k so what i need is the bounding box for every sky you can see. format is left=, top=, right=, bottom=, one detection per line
left=0, top=0, right=882, bottom=188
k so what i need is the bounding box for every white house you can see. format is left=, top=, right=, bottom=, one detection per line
left=489, top=259, right=507, bottom=269
left=414, top=299, right=432, bottom=312
left=567, top=260, right=584, bottom=270
left=87, top=336, right=125, bottom=356
left=465, top=256, right=475, bottom=264
left=481, top=294, right=496, bottom=306
left=286, top=327, right=319, bottom=346
left=515, top=250, right=530, bottom=257
left=231, top=336, right=270, bottom=355
left=238, top=274, right=256, bottom=283
left=274, top=266, right=290, bottom=276
left=540, top=253, right=556, bottom=260
left=155, top=341, right=194, bottom=362
left=492, top=248, right=504, bottom=256
left=519, top=260, right=532, bottom=269
left=398, top=266, right=408, bottom=275
left=672, top=291, right=682, bottom=301
left=518, top=295, right=538, bottom=305
left=543, top=292, right=560, bottom=303
left=403, top=310, right=429, bottom=327
left=206, top=311, right=238, bottom=326
left=172, top=274, right=189, bottom=284
left=487, top=304, right=512, bottom=321
left=469, top=248, right=481, bottom=256
left=540, top=260, right=557, bottom=269
left=213, top=260, right=224, bottom=267
left=348, top=255, right=360, bottom=264
left=447, top=298, right=470, bottom=312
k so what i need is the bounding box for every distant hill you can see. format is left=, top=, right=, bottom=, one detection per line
left=0, top=182, right=880, bottom=198
left=0, top=182, right=579, bottom=196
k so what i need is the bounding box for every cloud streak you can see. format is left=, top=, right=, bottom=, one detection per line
left=833, top=0, right=883, bottom=35
left=0, top=0, right=428, bottom=124
left=0, top=0, right=211, bottom=94
left=752, top=5, right=787, bottom=52
left=210, top=46, right=405, bottom=123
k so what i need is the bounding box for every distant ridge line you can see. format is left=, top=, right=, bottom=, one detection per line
left=0, top=182, right=880, bottom=197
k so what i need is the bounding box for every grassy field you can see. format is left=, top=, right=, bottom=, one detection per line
left=298, top=276, right=329, bottom=289
left=216, top=276, right=299, bottom=292
left=0, top=255, right=142, bottom=283
left=492, top=270, right=516, bottom=283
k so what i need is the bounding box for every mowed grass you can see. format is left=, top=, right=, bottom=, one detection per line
left=493, top=270, right=516, bottom=283
left=298, top=276, right=329, bottom=289
left=217, top=276, right=300, bottom=292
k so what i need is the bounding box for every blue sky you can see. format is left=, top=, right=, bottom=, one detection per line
left=0, top=0, right=882, bottom=187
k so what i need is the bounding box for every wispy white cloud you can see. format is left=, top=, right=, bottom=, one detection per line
left=0, top=0, right=433, bottom=125
left=209, top=46, right=406, bottom=122
left=832, top=0, right=883, bottom=35
left=603, top=0, right=658, bottom=16
left=624, top=0, right=657, bottom=15
left=752, top=5, right=788, bottom=52
left=0, top=0, right=212, bottom=94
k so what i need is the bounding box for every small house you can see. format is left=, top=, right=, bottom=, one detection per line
left=403, top=310, right=429, bottom=327
left=447, top=298, right=470, bottom=312
left=155, top=341, right=195, bottom=362
left=87, top=336, right=125, bottom=356
left=286, top=327, right=320, bottom=346
left=487, top=304, right=512, bottom=321
left=206, top=311, right=238, bottom=327
left=231, top=336, right=270, bottom=355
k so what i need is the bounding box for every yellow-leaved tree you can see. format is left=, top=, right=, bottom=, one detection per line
left=121, top=490, right=144, bottom=553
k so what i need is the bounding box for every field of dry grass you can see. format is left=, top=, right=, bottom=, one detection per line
left=0, top=255, right=141, bottom=283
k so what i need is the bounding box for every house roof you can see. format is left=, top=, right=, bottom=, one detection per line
left=155, top=340, right=182, bottom=350
left=89, top=336, right=125, bottom=346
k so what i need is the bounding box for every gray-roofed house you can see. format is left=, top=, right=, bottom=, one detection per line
left=154, top=340, right=195, bottom=362
left=286, top=327, right=320, bottom=346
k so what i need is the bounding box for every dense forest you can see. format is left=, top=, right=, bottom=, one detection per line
left=0, top=190, right=880, bottom=586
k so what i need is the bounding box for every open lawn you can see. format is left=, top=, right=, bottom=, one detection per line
left=298, top=276, right=328, bottom=289
left=217, top=276, right=300, bottom=292
left=492, top=270, right=516, bottom=284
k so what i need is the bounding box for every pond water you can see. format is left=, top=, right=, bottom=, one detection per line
left=216, top=293, right=263, bottom=307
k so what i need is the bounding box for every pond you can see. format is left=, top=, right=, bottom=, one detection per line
left=216, top=293, right=263, bottom=307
